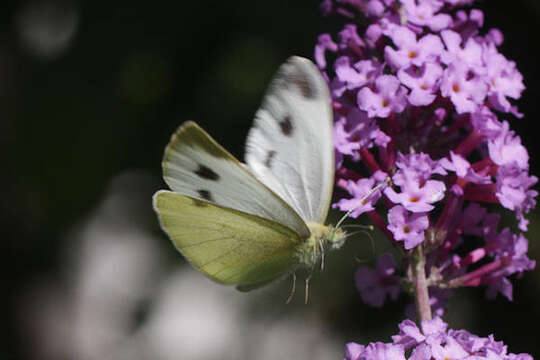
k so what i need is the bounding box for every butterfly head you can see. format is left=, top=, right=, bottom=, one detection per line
left=295, top=223, right=347, bottom=269
left=327, top=225, right=347, bottom=250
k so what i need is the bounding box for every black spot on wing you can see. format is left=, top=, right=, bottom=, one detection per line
left=265, top=150, right=276, bottom=168
left=279, top=115, right=293, bottom=136
left=195, top=164, right=220, bottom=180
left=192, top=198, right=209, bottom=207
left=287, top=73, right=316, bottom=99
left=197, top=189, right=213, bottom=202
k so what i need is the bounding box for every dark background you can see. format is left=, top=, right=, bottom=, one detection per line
left=3, top=1, right=540, bottom=359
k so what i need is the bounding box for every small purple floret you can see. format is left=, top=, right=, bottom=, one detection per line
left=387, top=205, right=429, bottom=249
left=355, top=254, right=400, bottom=307
left=345, top=318, right=531, bottom=360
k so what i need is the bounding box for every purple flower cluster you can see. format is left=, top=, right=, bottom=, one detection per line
left=316, top=0, right=536, bottom=307
left=344, top=317, right=532, bottom=360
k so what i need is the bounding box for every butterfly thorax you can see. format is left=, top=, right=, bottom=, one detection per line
left=294, top=222, right=346, bottom=269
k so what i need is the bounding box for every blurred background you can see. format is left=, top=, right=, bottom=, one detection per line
left=3, top=0, right=540, bottom=359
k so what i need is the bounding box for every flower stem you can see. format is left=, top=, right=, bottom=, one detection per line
left=412, top=246, right=432, bottom=323
left=463, top=184, right=498, bottom=203
left=454, top=130, right=484, bottom=157
left=360, top=147, right=381, bottom=173
left=434, top=193, right=461, bottom=246
left=448, top=258, right=508, bottom=287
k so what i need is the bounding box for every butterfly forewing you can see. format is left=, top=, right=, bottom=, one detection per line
left=154, top=191, right=301, bottom=288
left=162, top=121, right=310, bottom=238
left=245, top=56, right=334, bottom=224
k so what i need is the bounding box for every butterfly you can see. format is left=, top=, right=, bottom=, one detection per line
left=153, top=56, right=348, bottom=299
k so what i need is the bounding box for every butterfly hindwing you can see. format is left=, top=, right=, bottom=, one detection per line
left=245, top=56, right=334, bottom=224
left=153, top=190, right=301, bottom=288
left=162, top=121, right=310, bottom=238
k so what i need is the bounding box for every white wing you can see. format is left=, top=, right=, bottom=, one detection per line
left=162, top=121, right=310, bottom=238
left=245, top=56, right=334, bottom=224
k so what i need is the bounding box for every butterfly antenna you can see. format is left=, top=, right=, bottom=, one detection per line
left=343, top=230, right=368, bottom=239
left=286, top=272, right=297, bottom=304
left=344, top=229, right=377, bottom=253
left=319, top=238, right=325, bottom=271
left=347, top=230, right=377, bottom=264
left=341, top=224, right=374, bottom=230
left=334, top=177, right=391, bottom=230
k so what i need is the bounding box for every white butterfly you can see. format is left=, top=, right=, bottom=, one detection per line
left=153, top=56, right=346, bottom=296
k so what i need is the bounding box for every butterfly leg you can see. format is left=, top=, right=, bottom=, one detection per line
left=286, top=272, right=297, bottom=304
left=319, top=238, right=325, bottom=271
left=304, top=272, right=313, bottom=304
left=305, top=243, right=318, bottom=304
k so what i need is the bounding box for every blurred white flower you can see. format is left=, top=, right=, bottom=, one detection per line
left=16, top=1, right=79, bottom=59
left=144, top=270, right=247, bottom=360
left=19, top=171, right=343, bottom=360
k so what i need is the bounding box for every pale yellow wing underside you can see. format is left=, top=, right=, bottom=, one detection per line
left=153, top=190, right=302, bottom=288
